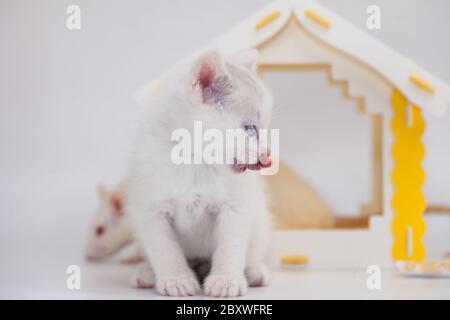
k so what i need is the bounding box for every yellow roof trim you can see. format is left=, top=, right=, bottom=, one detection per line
left=305, top=9, right=331, bottom=28
left=255, top=10, right=281, bottom=30
left=410, top=75, right=435, bottom=94
left=281, top=255, right=309, bottom=265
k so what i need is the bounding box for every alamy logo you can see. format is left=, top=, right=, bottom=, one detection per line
left=66, top=5, right=81, bottom=30
left=366, top=5, right=381, bottom=30
left=66, top=265, right=81, bottom=290
left=366, top=265, right=381, bottom=290
left=170, top=121, right=279, bottom=175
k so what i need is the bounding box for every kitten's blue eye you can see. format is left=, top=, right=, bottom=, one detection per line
left=244, top=124, right=257, bottom=136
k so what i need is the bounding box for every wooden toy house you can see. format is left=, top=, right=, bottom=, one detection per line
left=135, top=0, right=450, bottom=267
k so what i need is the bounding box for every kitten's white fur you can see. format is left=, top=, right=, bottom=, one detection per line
left=126, top=49, right=273, bottom=297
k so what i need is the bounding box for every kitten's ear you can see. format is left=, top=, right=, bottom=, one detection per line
left=97, top=184, right=109, bottom=199
left=110, top=192, right=124, bottom=216
left=231, top=49, right=259, bottom=72
left=193, top=49, right=230, bottom=104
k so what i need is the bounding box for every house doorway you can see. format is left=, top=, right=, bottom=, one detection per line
left=259, top=65, right=383, bottom=230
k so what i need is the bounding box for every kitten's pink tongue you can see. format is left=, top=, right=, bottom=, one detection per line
left=233, top=163, right=247, bottom=173
left=232, top=159, right=272, bottom=173
left=247, top=160, right=272, bottom=170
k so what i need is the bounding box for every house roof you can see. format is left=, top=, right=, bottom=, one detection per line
left=135, top=0, right=449, bottom=117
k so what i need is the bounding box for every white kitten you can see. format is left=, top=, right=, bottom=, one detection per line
left=126, top=49, right=273, bottom=297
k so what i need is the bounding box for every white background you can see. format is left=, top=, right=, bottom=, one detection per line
left=1, top=0, right=449, bottom=298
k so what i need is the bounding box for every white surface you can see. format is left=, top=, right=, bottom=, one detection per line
left=1, top=0, right=450, bottom=299
left=2, top=255, right=450, bottom=300
left=1, top=214, right=448, bottom=299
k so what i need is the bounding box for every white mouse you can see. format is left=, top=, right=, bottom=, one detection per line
left=84, top=183, right=136, bottom=262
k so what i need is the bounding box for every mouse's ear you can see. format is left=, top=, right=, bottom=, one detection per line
left=110, top=192, right=124, bottom=216
left=192, top=49, right=230, bottom=105
left=97, top=184, right=109, bottom=199
left=230, top=49, right=259, bottom=72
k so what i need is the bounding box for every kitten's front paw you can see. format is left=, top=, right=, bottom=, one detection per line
left=245, top=265, right=270, bottom=287
left=204, top=273, right=247, bottom=297
left=156, top=274, right=200, bottom=297
left=131, top=262, right=155, bottom=289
